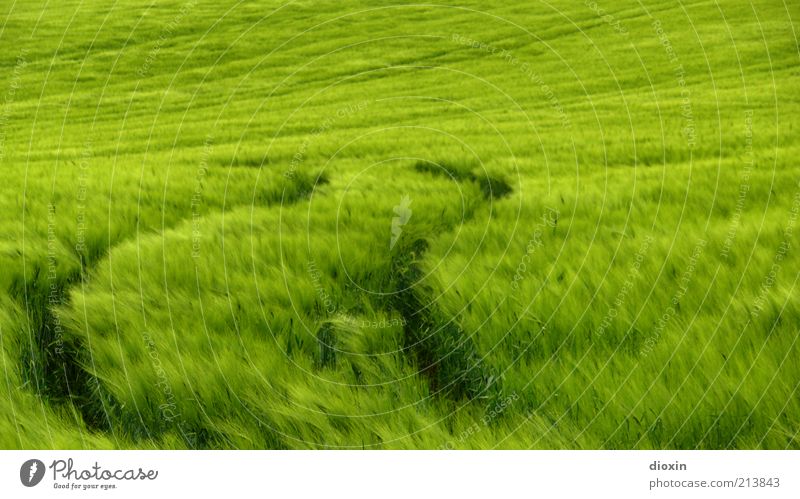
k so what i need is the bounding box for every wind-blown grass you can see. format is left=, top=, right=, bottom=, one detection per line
left=1, top=0, right=798, bottom=448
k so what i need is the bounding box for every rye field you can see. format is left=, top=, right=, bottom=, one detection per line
left=0, top=0, right=798, bottom=449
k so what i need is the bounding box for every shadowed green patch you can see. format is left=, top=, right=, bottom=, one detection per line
left=4, top=171, right=325, bottom=445
left=414, top=159, right=513, bottom=201
left=390, top=235, right=498, bottom=400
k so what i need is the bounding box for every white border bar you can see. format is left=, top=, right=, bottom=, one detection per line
left=2, top=450, right=797, bottom=498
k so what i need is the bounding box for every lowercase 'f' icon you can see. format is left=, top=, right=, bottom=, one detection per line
left=20, top=459, right=45, bottom=487
left=390, top=195, right=412, bottom=249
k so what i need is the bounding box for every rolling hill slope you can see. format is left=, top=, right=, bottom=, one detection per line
left=1, top=0, right=798, bottom=448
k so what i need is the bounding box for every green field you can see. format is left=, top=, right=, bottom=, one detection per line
left=0, top=0, right=798, bottom=449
